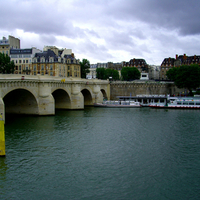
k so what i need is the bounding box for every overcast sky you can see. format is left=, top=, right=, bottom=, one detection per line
left=1, top=0, right=200, bottom=65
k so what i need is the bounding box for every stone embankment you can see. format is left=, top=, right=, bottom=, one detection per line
left=110, top=80, right=182, bottom=100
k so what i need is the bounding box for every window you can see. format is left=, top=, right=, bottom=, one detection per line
left=19, top=60, right=21, bottom=63
left=23, top=60, right=25, bottom=63
left=41, top=65, right=44, bottom=71
left=26, top=60, right=28, bottom=63
left=50, top=65, right=53, bottom=70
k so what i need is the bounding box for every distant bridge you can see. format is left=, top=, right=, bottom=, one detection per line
left=0, top=75, right=110, bottom=121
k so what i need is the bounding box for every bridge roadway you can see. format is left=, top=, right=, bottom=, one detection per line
left=0, top=75, right=110, bottom=121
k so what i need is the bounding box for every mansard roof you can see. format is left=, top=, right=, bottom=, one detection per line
left=35, top=49, right=57, bottom=58
left=161, top=54, right=200, bottom=66
left=34, top=49, right=58, bottom=62
left=124, top=58, right=148, bottom=66
left=161, top=57, right=175, bottom=65
left=176, top=55, right=200, bottom=64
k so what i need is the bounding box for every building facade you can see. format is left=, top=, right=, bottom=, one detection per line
left=148, top=65, right=160, bottom=80
left=10, top=48, right=42, bottom=75
left=87, top=64, right=97, bottom=79
left=123, top=58, right=149, bottom=73
left=32, top=48, right=80, bottom=77
left=160, top=57, right=175, bottom=80
left=160, top=54, right=200, bottom=80
left=0, top=36, right=20, bottom=56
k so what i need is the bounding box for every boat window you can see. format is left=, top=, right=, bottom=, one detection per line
left=183, top=102, right=188, bottom=105
left=177, top=102, right=182, bottom=105
left=189, top=102, right=194, bottom=105
left=196, top=102, right=200, bottom=105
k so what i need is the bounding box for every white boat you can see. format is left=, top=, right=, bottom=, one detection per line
left=149, top=97, right=200, bottom=109
left=94, top=100, right=141, bottom=108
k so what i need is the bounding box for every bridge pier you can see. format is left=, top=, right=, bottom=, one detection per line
left=70, top=93, right=84, bottom=109
left=38, top=95, right=55, bottom=115
left=94, top=91, right=103, bottom=104
left=38, top=83, right=55, bottom=115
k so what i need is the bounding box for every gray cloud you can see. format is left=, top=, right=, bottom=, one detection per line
left=105, top=0, right=200, bottom=36
left=0, top=0, right=200, bottom=65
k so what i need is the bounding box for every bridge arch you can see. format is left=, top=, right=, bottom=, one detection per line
left=81, top=88, right=93, bottom=106
left=3, top=88, right=39, bottom=115
left=100, top=89, right=108, bottom=100
left=52, top=88, right=71, bottom=109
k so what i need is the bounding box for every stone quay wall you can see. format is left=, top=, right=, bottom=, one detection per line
left=110, top=81, right=183, bottom=100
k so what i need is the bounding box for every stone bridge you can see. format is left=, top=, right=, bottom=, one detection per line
left=0, top=75, right=110, bottom=121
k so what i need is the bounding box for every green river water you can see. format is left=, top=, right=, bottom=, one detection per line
left=0, top=107, right=200, bottom=200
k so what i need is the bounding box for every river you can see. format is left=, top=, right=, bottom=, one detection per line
left=0, top=107, right=200, bottom=200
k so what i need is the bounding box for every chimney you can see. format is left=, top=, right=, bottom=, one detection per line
left=183, top=54, right=187, bottom=60
left=176, top=54, right=178, bottom=59
left=71, top=53, right=74, bottom=58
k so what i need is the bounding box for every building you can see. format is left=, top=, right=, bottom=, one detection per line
left=0, top=35, right=20, bottom=56
left=87, top=64, right=97, bottom=79
left=174, top=54, right=200, bottom=66
left=160, top=57, right=176, bottom=80
left=123, top=58, right=149, bottom=73
left=148, top=65, right=160, bottom=80
left=10, top=47, right=42, bottom=75
left=160, top=54, right=200, bottom=80
left=32, top=47, right=80, bottom=77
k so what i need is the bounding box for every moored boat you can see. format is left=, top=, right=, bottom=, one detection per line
left=94, top=100, right=141, bottom=108
left=149, top=97, right=200, bottom=109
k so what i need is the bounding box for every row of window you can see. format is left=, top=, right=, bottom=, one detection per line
left=11, top=55, right=31, bottom=58
left=15, top=59, right=31, bottom=64
left=0, top=46, right=9, bottom=48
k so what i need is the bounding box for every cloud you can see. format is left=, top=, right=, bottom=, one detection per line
left=0, top=0, right=200, bottom=65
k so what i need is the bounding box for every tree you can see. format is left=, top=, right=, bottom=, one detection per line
left=96, top=68, right=120, bottom=80
left=105, top=68, right=119, bottom=81
left=166, top=64, right=200, bottom=95
left=121, top=67, right=141, bottom=81
left=166, top=67, right=179, bottom=81
left=96, top=68, right=107, bottom=80
left=80, top=58, right=90, bottom=78
left=0, top=52, right=15, bottom=74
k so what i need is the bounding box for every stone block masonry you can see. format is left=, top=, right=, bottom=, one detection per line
left=110, top=81, right=183, bottom=100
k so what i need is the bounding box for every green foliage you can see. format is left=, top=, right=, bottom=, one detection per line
left=80, top=58, right=90, bottom=78
left=105, top=68, right=119, bottom=80
left=96, top=68, right=120, bottom=80
left=96, top=68, right=107, bottom=80
left=167, top=64, right=200, bottom=93
left=0, top=52, right=15, bottom=74
left=121, top=67, right=141, bottom=81
left=166, top=67, right=179, bottom=81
